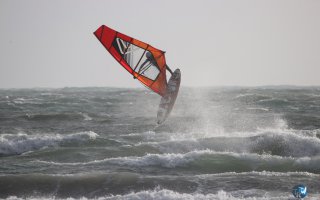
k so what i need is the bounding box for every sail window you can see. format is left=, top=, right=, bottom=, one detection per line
left=112, top=38, right=160, bottom=80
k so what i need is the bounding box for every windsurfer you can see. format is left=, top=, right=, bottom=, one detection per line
left=139, top=52, right=173, bottom=76
left=138, top=52, right=156, bottom=74
left=94, top=25, right=181, bottom=123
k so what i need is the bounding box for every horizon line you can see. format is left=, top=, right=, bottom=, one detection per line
left=1, top=84, right=320, bottom=90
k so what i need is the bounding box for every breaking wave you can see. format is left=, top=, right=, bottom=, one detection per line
left=1, top=171, right=318, bottom=199
left=0, top=131, right=98, bottom=156
left=36, top=149, right=320, bottom=173
left=102, top=188, right=289, bottom=200
left=4, top=188, right=317, bottom=200
left=127, top=123, right=320, bottom=158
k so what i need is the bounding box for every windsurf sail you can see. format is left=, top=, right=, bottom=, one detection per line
left=94, top=25, right=167, bottom=96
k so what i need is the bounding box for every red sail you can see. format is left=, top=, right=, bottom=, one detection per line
left=94, top=25, right=167, bottom=96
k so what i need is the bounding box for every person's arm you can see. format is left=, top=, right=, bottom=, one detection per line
left=139, top=59, right=149, bottom=72
left=133, top=59, right=151, bottom=79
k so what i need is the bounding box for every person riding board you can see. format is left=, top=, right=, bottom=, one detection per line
left=137, top=52, right=173, bottom=77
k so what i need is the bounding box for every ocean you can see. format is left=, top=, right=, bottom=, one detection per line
left=0, top=87, right=319, bottom=199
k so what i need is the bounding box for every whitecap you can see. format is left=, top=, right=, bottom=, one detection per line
left=80, top=112, right=92, bottom=121
left=246, top=107, right=269, bottom=112
left=0, top=131, right=99, bottom=156
left=3, top=188, right=300, bottom=200
left=35, top=149, right=294, bottom=168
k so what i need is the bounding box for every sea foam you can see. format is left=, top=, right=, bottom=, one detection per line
left=4, top=188, right=314, bottom=200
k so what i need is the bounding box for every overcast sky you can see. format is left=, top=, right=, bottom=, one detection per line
left=1, top=0, right=319, bottom=88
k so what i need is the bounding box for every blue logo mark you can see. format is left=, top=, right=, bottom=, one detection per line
left=292, top=184, right=308, bottom=199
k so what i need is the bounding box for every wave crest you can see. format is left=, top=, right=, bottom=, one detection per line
left=0, top=131, right=98, bottom=156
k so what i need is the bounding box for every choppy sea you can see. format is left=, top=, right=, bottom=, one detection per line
left=0, top=87, right=319, bottom=199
